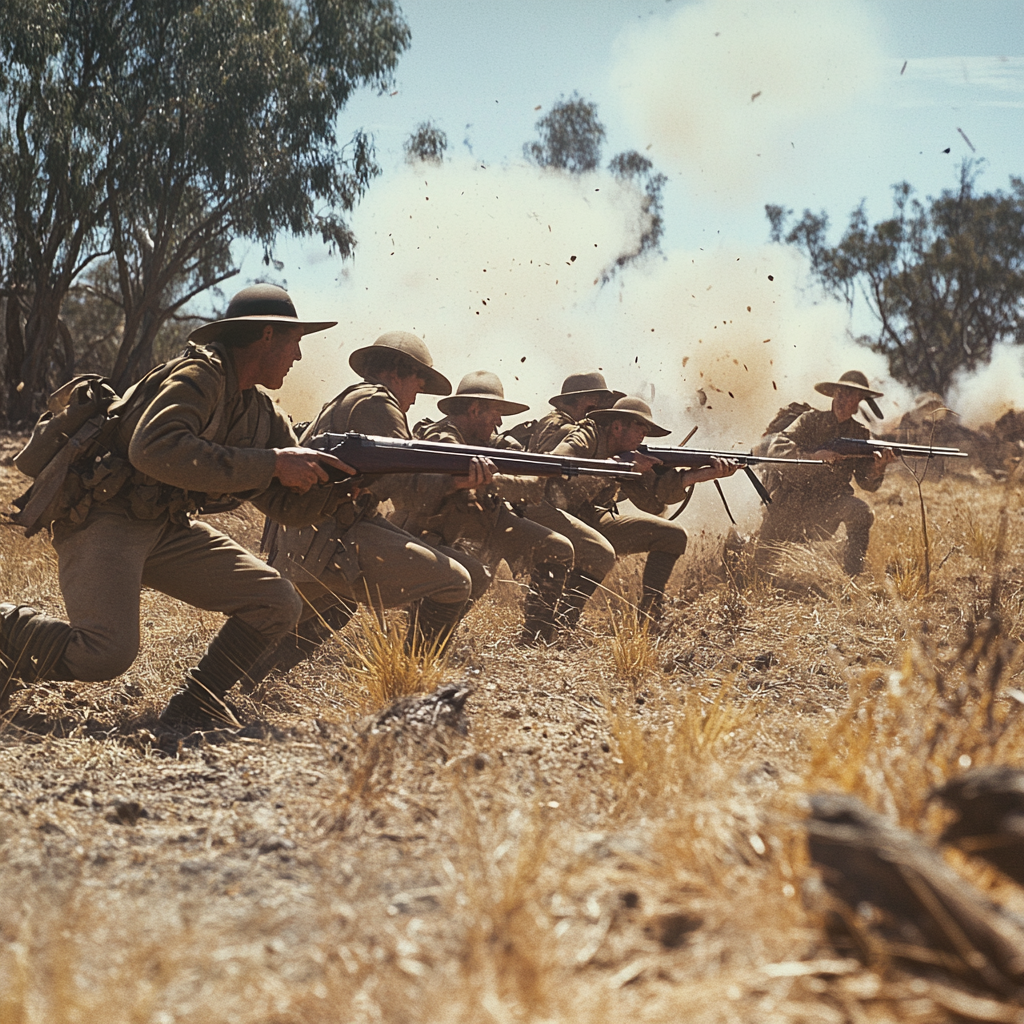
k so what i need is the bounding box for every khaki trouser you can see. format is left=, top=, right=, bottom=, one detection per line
left=589, top=507, right=690, bottom=558
left=758, top=493, right=874, bottom=575
left=524, top=501, right=617, bottom=579
left=292, top=514, right=474, bottom=618
left=441, top=501, right=574, bottom=574
left=51, top=508, right=302, bottom=681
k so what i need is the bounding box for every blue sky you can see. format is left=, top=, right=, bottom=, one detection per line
left=262, top=0, right=1024, bottom=452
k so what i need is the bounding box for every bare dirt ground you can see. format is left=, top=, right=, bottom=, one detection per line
left=2, top=432, right=1024, bottom=1024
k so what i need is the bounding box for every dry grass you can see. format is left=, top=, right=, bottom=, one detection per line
left=4, top=435, right=1024, bottom=1022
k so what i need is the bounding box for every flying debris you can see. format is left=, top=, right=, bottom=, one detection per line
left=957, top=127, right=976, bottom=152
left=900, top=60, right=907, bottom=74
left=751, top=90, right=761, bottom=102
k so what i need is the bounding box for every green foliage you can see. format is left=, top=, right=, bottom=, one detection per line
left=0, top=0, right=409, bottom=423
left=404, top=121, right=448, bottom=164
left=767, top=162, right=1024, bottom=396
left=523, top=93, right=605, bottom=174
left=607, top=150, right=667, bottom=272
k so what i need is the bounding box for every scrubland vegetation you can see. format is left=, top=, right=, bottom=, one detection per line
left=3, top=439, right=1024, bottom=1024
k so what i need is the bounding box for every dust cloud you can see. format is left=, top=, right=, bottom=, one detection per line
left=949, top=344, right=1024, bottom=429
left=609, top=0, right=886, bottom=203
left=280, top=158, right=905, bottom=530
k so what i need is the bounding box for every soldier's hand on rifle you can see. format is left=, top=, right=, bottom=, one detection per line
left=812, top=447, right=843, bottom=464
left=870, top=448, right=899, bottom=476
left=273, top=447, right=356, bottom=493
left=453, top=455, right=496, bottom=490
left=626, top=450, right=663, bottom=473
left=680, top=456, right=741, bottom=485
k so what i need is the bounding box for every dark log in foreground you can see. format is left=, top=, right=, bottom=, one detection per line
left=935, top=767, right=1024, bottom=886
left=807, top=793, right=1024, bottom=998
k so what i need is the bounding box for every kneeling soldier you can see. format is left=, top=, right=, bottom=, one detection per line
left=392, top=371, right=575, bottom=645
left=552, top=397, right=738, bottom=625
left=264, top=332, right=482, bottom=672
left=2, top=286, right=356, bottom=727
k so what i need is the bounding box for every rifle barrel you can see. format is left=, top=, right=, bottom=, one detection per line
left=636, top=445, right=825, bottom=466
left=308, top=432, right=642, bottom=479
left=828, top=438, right=968, bottom=458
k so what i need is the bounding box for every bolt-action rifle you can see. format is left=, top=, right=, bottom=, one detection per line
left=307, top=432, right=642, bottom=482
left=635, top=444, right=826, bottom=507
left=822, top=437, right=969, bottom=460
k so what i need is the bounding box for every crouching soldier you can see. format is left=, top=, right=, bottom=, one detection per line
left=261, top=332, right=481, bottom=676
left=759, top=370, right=897, bottom=576
left=392, top=371, right=575, bottom=645
left=552, top=397, right=738, bottom=626
left=1, top=286, right=357, bottom=727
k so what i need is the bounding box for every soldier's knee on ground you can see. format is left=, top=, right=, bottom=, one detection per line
left=63, top=634, right=140, bottom=682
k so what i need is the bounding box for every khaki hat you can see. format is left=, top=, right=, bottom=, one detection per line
left=437, top=371, right=529, bottom=416
left=590, top=396, right=671, bottom=438
left=549, top=371, right=625, bottom=411
left=815, top=370, right=884, bottom=419
left=189, top=285, right=337, bottom=346
left=348, top=331, right=452, bottom=396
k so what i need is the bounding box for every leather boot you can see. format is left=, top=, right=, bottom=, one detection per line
left=844, top=528, right=870, bottom=576
left=638, top=551, right=681, bottom=627
left=520, top=562, right=568, bottom=646
left=555, top=571, right=602, bottom=631
left=1, top=604, right=73, bottom=712
left=240, top=600, right=356, bottom=693
left=407, top=598, right=466, bottom=656
left=158, top=617, right=274, bottom=729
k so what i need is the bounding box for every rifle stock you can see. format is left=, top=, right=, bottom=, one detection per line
left=307, top=432, right=642, bottom=481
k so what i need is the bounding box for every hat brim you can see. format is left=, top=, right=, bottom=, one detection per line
left=349, top=346, right=452, bottom=396
left=189, top=315, right=337, bottom=346
left=815, top=381, right=884, bottom=419
left=590, top=407, right=671, bottom=438
left=815, top=380, right=884, bottom=400
left=549, top=388, right=625, bottom=410
left=437, top=394, right=530, bottom=416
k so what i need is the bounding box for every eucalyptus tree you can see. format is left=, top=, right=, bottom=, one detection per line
left=767, top=162, right=1024, bottom=396
left=0, top=0, right=409, bottom=422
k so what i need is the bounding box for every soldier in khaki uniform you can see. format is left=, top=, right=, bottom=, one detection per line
left=264, top=332, right=484, bottom=669
left=759, top=370, right=897, bottom=576
left=525, top=372, right=623, bottom=629
left=390, top=371, right=574, bottom=644
left=552, top=397, right=738, bottom=625
left=528, top=371, right=625, bottom=454
left=1, top=285, right=358, bottom=726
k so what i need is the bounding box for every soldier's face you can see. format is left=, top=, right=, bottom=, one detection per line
left=463, top=401, right=503, bottom=444
left=252, top=325, right=303, bottom=390
left=389, top=372, right=428, bottom=413
left=606, top=417, right=648, bottom=454
left=832, top=387, right=862, bottom=422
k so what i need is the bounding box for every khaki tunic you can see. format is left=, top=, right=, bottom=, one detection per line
left=760, top=409, right=883, bottom=544
left=270, top=379, right=474, bottom=611
left=388, top=416, right=573, bottom=576
left=48, top=342, right=340, bottom=681
left=528, top=409, right=577, bottom=454
left=550, top=420, right=691, bottom=558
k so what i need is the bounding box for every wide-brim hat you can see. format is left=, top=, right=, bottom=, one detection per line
left=815, top=370, right=884, bottom=419
left=437, top=370, right=529, bottom=416
left=549, top=371, right=625, bottom=410
left=590, top=396, right=671, bottom=438
left=349, top=331, right=452, bottom=396
left=189, top=284, right=337, bottom=346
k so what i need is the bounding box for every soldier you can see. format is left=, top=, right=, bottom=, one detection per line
left=390, top=370, right=574, bottom=645
left=551, top=396, right=738, bottom=625
left=264, top=332, right=484, bottom=671
left=524, top=372, right=624, bottom=630
left=527, top=371, right=625, bottom=454
left=1, top=285, right=357, bottom=726
left=759, top=370, right=897, bottom=576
